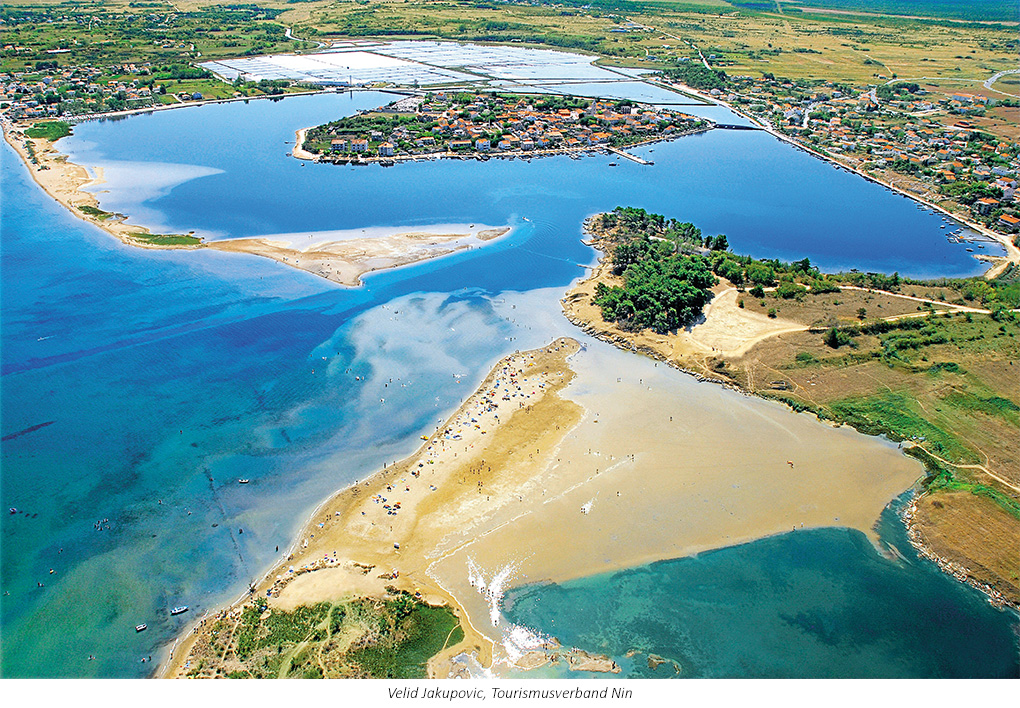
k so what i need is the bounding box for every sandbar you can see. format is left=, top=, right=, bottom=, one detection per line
left=1, top=122, right=199, bottom=249
left=162, top=338, right=585, bottom=677
left=207, top=226, right=510, bottom=287
left=162, top=334, right=922, bottom=677
left=3, top=121, right=511, bottom=284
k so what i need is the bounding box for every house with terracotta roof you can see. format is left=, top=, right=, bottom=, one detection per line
left=974, top=198, right=1000, bottom=218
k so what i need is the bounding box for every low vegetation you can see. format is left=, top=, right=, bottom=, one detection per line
left=186, top=591, right=462, bottom=679
left=75, top=205, right=201, bottom=245
left=77, top=204, right=115, bottom=221
left=129, top=233, right=203, bottom=247
left=24, top=120, right=70, bottom=140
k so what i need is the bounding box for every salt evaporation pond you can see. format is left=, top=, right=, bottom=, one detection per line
left=2, top=49, right=1015, bottom=677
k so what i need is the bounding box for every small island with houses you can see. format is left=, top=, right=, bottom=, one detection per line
left=296, top=92, right=713, bottom=165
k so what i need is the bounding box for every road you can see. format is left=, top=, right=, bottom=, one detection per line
left=984, top=68, right=1020, bottom=95
left=885, top=69, right=1020, bottom=98
left=653, top=26, right=712, bottom=71
left=284, top=26, right=328, bottom=49
left=910, top=447, right=1020, bottom=494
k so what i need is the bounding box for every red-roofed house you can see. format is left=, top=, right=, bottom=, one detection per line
left=998, top=214, right=1020, bottom=232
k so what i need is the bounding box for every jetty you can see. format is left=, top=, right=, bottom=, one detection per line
left=607, top=147, right=653, bottom=165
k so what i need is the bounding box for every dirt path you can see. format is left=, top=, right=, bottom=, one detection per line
left=840, top=285, right=994, bottom=314
left=220, top=614, right=243, bottom=664
left=911, top=446, right=1020, bottom=493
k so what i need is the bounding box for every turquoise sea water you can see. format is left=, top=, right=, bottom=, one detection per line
left=504, top=496, right=1019, bottom=679
left=1, top=90, right=1016, bottom=677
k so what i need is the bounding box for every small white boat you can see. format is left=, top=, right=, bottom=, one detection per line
left=238, top=479, right=249, bottom=484
left=170, top=606, right=188, bottom=616
left=135, top=624, right=147, bottom=632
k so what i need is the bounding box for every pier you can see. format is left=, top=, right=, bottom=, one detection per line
left=607, top=147, right=653, bottom=165
left=714, top=123, right=764, bottom=131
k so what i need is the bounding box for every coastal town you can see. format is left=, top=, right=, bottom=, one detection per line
left=4, top=58, right=1018, bottom=243
left=0, top=60, right=310, bottom=120
left=673, top=71, right=1020, bottom=239
left=3, top=0, right=1020, bottom=684
left=300, top=92, right=711, bottom=163
left=1, top=62, right=157, bottom=119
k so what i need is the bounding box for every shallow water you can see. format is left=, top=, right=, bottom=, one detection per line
left=503, top=495, right=1020, bottom=679
left=0, top=79, right=1012, bottom=677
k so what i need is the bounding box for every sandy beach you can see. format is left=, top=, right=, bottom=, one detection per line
left=1, top=122, right=203, bottom=250
left=161, top=332, right=922, bottom=677
left=292, top=128, right=318, bottom=161
left=162, top=338, right=586, bottom=677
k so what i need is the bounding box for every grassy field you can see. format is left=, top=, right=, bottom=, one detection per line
left=738, top=300, right=1020, bottom=478
left=732, top=290, right=1019, bottom=601
left=23, top=121, right=71, bottom=140
left=5, top=1, right=1015, bottom=87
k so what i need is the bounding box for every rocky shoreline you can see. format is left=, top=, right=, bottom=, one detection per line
left=902, top=498, right=1018, bottom=611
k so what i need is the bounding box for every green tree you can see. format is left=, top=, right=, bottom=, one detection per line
left=747, top=262, right=777, bottom=287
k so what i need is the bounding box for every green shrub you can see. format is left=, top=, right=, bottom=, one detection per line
left=24, top=121, right=71, bottom=141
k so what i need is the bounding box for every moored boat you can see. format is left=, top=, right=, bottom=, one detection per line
left=170, top=606, right=188, bottom=616
left=135, top=624, right=147, bottom=632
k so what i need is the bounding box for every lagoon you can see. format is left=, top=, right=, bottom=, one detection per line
left=60, top=91, right=996, bottom=278
left=1, top=82, right=1015, bottom=678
